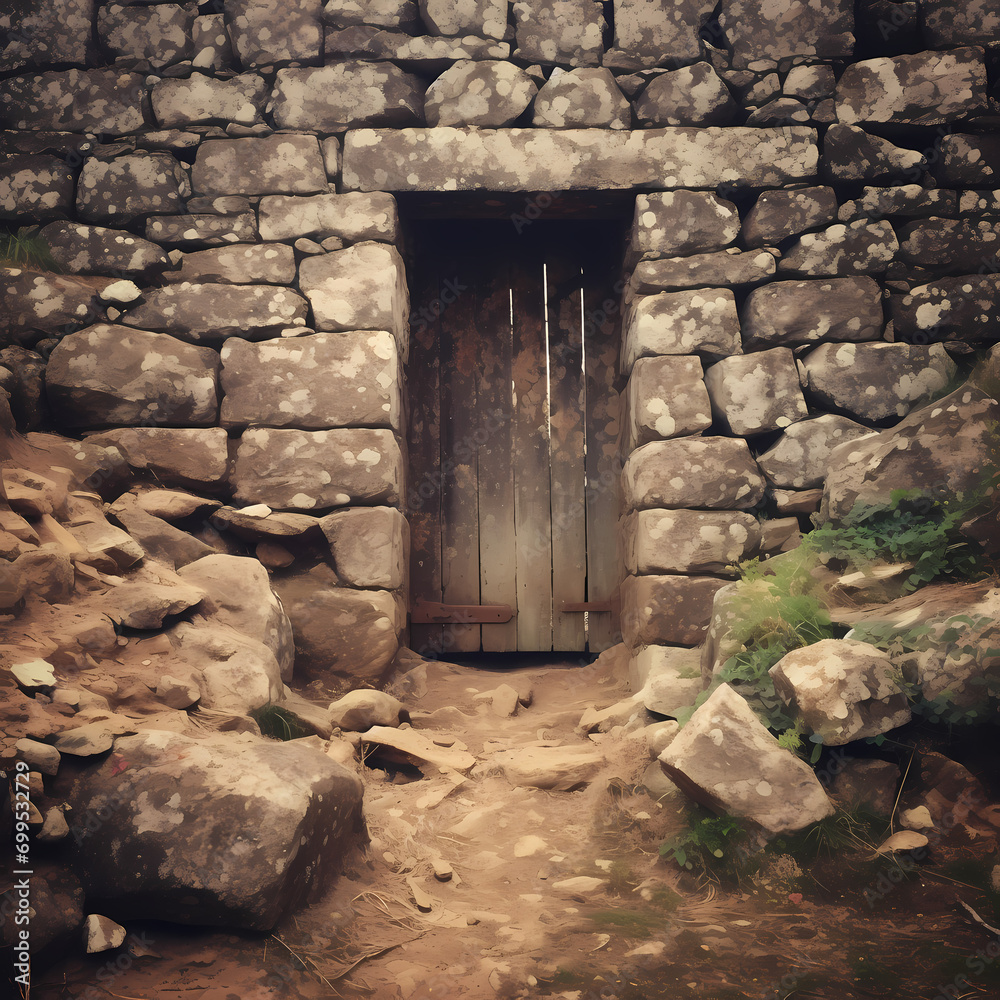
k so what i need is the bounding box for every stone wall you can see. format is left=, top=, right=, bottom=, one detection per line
left=2, top=0, right=999, bottom=672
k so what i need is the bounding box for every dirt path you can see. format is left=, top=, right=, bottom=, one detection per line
left=34, top=654, right=1000, bottom=1000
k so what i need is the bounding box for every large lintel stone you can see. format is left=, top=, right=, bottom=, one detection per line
left=259, top=193, right=399, bottom=243
left=232, top=428, right=404, bottom=510
left=622, top=290, right=741, bottom=373
left=342, top=127, right=818, bottom=192
left=192, top=135, right=327, bottom=198
left=621, top=437, right=766, bottom=512
left=220, top=331, right=401, bottom=431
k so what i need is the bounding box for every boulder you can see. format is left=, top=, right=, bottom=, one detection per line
left=629, top=190, right=739, bottom=262
left=40, top=222, right=169, bottom=279
left=191, top=134, right=327, bottom=198
left=634, top=63, right=736, bottom=126
left=741, top=187, right=838, bottom=248
left=799, top=341, right=956, bottom=423
left=0, top=69, right=145, bottom=134
left=178, top=554, right=295, bottom=682
left=836, top=48, right=987, bottom=126
left=87, top=428, right=230, bottom=490
left=165, top=244, right=296, bottom=286
left=704, top=348, right=808, bottom=436
left=628, top=249, right=775, bottom=293
left=320, top=506, right=408, bottom=589
left=659, top=683, right=835, bottom=835
left=220, top=331, right=400, bottom=431
left=272, top=62, right=424, bottom=130
left=892, top=275, right=1000, bottom=345
left=46, top=325, right=219, bottom=430
left=622, top=289, right=741, bottom=372
left=226, top=0, right=324, bottom=66
left=631, top=644, right=705, bottom=717
left=65, top=730, right=364, bottom=929
left=13, top=546, right=74, bottom=603
left=0, top=154, right=74, bottom=222
left=608, top=0, right=715, bottom=67
left=898, top=219, right=1000, bottom=276
left=298, top=242, right=409, bottom=352
left=778, top=220, right=898, bottom=276
left=425, top=61, right=537, bottom=127
left=620, top=574, right=731, bottom=648
left=151, top=73, right=268, bottom=128
left=511, top=0, right=605, bottom=66
left=68, top=516, right=144, bottom=572
left=757, top=414, right=874, bottom=490
left=419, top=0, right=506, bottom=37
left=742, top=276, right=884, bottom=349
left=532, top=68, right=631, bottom=129
left=821, top=384, right=999, bottom=523
left=770, top=639, right=911, bottom=745
left=361, top=725, right=476, bottom=773
left=232, top=428, right=403, bottom=511
left=622, top=355, right=711, bottom=449
left=77, top=153, right=189, bottom=224
left=0, top=0, right=92, bottom=73
left=328, top=689, right=406, bottom=731
left=621, top=437, right=767, bottom=512
left=97, top=2, right=195, bottom=66
left=620, top=509, right=761, bottom=575
left=719, top=0, right=853, bottom=69
left=120, top=283, right=309, bottom=343
left=490, top=743, right=605, bottom=789
left=258, top=192, right=398, bottom=243
left=1, top=268, right=103, bottom=345
left=821, top=124, right=925, bottom=183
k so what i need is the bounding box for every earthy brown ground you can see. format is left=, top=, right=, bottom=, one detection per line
left=30, top=654, right=1000, bottom=1000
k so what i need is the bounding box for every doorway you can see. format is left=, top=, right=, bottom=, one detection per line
left=406, top=218, right=625, bottom=656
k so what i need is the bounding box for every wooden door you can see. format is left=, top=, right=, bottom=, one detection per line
left=407, top=220, right=622, bottom=655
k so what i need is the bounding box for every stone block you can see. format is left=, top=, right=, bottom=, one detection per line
left=97, top=2, right=195, bottom=67
left=77, top=153, right=188, bottom=223
left=512, top=0, right=605, bottom=66
left=232, top=428, right=404, bottom=510
left=419, top=0, right=506, bottom=37
left=778, top=220, right=898, bottom=276
left=622, top=355, right=711, bottom=450
left=921, top=0, right=1000, bottom=48
left=633, top=644, right=705, bottom=717
left=741, top=186, right=838, bottom=248
left=704, top=348, right=808, bottom=436
left=891, top=275, right=1000, bottom=345
left=424, top=60, right=538, bottom=127
left=533, top=68, right=631, bottom=129
left=937, top=134, right=1000, bottom=186
left=320, top=506, right=408, bottom=588
left=0, top=0, right=93, bottom=73
left=0, top=69, right=145, bottom=134
left=838, top=186, right=958, bottom=223
left=821, top=124, right=925, bottom=183
left=151, top=73, right=268, bottom=128
left=323, top=26, right=509, bottom=64
left=622, top=289, right=741, bottom=373
left=741, top=276, right=884, bottom=349
left=342, top=127, right=819, bottom=192
left=621, top=509, right=760, bottom=575
left=192, top=135, right=327, bottom=198
left=145, top=212, right=259, bottom=247
left=120, top=283, right=308, bottom=343
left=227, top=0, right=324, bottom=67
left=620, top=574, right=730, bottom=648
left=258, top=192, right=399, bottom=243
left=272, top=62, right=425, bottom=130
left=630, top=190, right=739, bottom=262
left=324, top=0, right=421, bottom=29
left=629, top=250, right=775, bottom=293
left=0, top=154, right=74, bottom=222
left=40, top=222, right=169, bottom=278
left=898, top=219, right=1000, bottom=275
left=756, top=414, right=874, bottom=490
left=298, top=242, right=410, bottom=354
left=799, top=341, right=957, bottom=423
left=621, top=437, right=766, bottom=512
left=220, top=331, right=400, bottom=431
left=610, top=0, right=715, bottom=66
left=89, top=431, right=230, bottom=496
left=836, top=47, right=987, bottom=126
left=164, top=244, right=296, bottom=285
left=1, top=268, right=103, bottom=345
left=46, top=325, right=219, bottom=429
left=634, top=63, right=736, bottom=126
left=192, top=13, right=234, bottom=71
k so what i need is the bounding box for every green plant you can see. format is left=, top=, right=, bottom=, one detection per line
left=250, top=702, right=309, bottom=741
left=0, top=226, right=60, bottom=271
left=659, top=808, right=749, bottom=881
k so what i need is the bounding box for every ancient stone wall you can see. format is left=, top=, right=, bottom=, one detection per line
left=2, top=0, right=999, bottom=670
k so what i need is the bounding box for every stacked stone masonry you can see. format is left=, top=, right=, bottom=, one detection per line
left=2, top=0, right=999, bottom=668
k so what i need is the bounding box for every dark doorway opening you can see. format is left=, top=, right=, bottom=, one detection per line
left=404, top=217, right=626, bottom=658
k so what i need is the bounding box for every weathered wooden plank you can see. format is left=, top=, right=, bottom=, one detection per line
left=439, top=234, right=482, bottom=652
left=583, top=239, right=625, bottom=651
left=476, top=238, right=518, bottom=651
left=511, top=241, right=553, bottom=651
left=546, top=249, right=587, bottom=650
left=406, top=230, right=445, bottom=657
